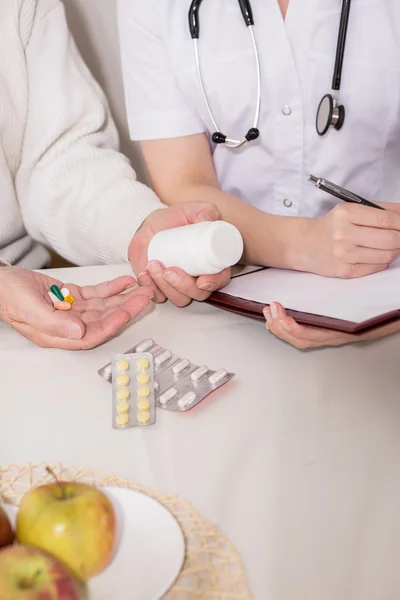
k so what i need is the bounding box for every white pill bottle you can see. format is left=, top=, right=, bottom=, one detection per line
left=147, top=221, right=244, bottom=277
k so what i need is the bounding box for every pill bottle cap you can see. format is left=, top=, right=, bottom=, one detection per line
left=201, top=221, right=244, bottom=270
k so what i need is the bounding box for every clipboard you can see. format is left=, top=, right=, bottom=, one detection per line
left=207, top=264, right=400, bottom=334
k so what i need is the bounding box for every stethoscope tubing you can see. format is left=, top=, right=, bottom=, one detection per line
left=189, top=0, right=352, bottom=144
left=332, top=0, right=352, bottom=91
left=193, top=26, right=261, bottom=148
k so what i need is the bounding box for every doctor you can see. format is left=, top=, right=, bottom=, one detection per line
left=117, top=0, right=400, bottom=348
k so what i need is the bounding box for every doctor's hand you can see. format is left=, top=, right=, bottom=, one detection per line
left=128, top=202, right=231, bottom=307
left=301, top=202, right=400, bottom=278
left=263, top=302, right=400, bottom=349
left=0, top=266, right=154, bottom=350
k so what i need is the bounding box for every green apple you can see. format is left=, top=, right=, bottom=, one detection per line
left=0, top=545, right=86, bottom=599
left=16, top=481, right=116, bottom=581
left=0, top=507, right=14, bottom=549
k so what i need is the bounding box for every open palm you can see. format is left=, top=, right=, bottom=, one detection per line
left=0, top=267, right=154, bottom=349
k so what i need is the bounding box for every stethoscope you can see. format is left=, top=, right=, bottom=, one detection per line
left=188, top=0, right=352, bottom=148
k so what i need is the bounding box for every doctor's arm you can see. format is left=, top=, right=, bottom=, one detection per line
left=141, top=134, right=400, bottom=278
left=141, top=134, right=306, bottom=268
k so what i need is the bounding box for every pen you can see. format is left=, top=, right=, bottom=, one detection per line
left=308, top=175, right=384, bottom=210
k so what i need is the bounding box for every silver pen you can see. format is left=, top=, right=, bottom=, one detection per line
left=308, top=175, right=384, bottom=210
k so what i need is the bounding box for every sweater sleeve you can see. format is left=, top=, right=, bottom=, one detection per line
left=15, top=0, right=163, bottom=266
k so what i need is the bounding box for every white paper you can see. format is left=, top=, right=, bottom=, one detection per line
left=220, top=259, right=400, bottom=323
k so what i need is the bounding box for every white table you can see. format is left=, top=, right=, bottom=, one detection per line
left=1, top=264, right=400, bottom=600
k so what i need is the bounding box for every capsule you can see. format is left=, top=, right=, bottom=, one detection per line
left=50, top=284, right=64, bottom=302
left=191, top=366, right=209, bottom=382
left=155, top=350, right=172, bottom=367
left=173, top=359, right=190, bottom=375
left=136, top=339, right=154, bottom=353
left=178, top=391, right=196, bottom=409
left=209, top=369, right=228, bottom=385
left=160, top=387, right=178, bottom=405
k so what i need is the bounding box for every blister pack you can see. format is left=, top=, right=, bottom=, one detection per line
left=98, top=339, right=156, bottom=383
left=99, top=339, right=235, bottom=412
left=111, top=353, right=156, bottom=429
left=158, top=366, right=233, bottom=412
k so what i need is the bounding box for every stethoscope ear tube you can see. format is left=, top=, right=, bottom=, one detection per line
left=188, top=0, right=204, bottom=39
left=190, top=0, right=254, bottom=38
left=238, top=0, right=254, bottom=26
left=191, top=0, right=261, bottom=149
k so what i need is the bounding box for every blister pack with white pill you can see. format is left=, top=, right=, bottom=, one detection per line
left=158, top=366, right=233, bottom=412
left=112, top=353, right=156, bottom=429
left=155, top=357, right=198, bottom=397
left=98, top=339, right=235, bottom=412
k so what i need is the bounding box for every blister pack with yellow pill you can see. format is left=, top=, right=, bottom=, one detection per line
left=111, top=353, right=155, bottom=429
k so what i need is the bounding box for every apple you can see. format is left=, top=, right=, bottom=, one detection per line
left=0, top=506, right=14, bottom=549
left=16, top=480, right=116, bottom=581
left=0, top=545, right=86, bottom=599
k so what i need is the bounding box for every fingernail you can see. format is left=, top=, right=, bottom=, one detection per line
left=263, top=308, right=273, bottom=326
left=198, top=212, right=213, bottom=222
left=281, top=320, right=293, bottom=332
left=198, top=281, right=213, bottom=291
left=270, top=303, right=278, bottom=320
left=65, top=322, right=82, bottom=340
left=163, top=271, right=180, bottom=286
left=138, top=272, right=151, bottom=285
left=147, top=261, right=163, bottom=278
left=124, top=279, right=137, bottom=289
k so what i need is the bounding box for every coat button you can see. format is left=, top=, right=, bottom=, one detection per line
left=282, top=105, right=292, bottom=116
left=283, top=199, right=293, bottom=208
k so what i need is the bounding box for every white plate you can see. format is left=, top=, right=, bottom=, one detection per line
left=4, top=487, right=185, bottom=600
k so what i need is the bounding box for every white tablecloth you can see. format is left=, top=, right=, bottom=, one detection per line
left=1, top=264, right=400, bottom=600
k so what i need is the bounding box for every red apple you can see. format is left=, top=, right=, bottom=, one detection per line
left=0, top=507, right=14, bottom=549
left=16, top=481, right=116, bottom=580
left=0, top=545, right=86, bottom=599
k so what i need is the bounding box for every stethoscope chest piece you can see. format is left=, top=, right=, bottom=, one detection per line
left=315, top=0, right=352, bottom=136
left=316, top=94, right=345, bottom=136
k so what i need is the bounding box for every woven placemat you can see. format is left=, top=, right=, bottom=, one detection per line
left=0, top=463, right=252, bottom=599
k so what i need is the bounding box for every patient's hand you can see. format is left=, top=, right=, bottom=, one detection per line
left=128, top=202, right=230, bottom=307
left=0, top=266, right=153, bottom=349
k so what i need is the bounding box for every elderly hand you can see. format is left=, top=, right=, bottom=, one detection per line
left=263, top=302, right=400, bottom=349
left=128, top=202, right=231, bottom=307
left=0, top=266, right=153, bottom=349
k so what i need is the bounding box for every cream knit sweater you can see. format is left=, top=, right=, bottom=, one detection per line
left=0, top=0, right=162, bottom=268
